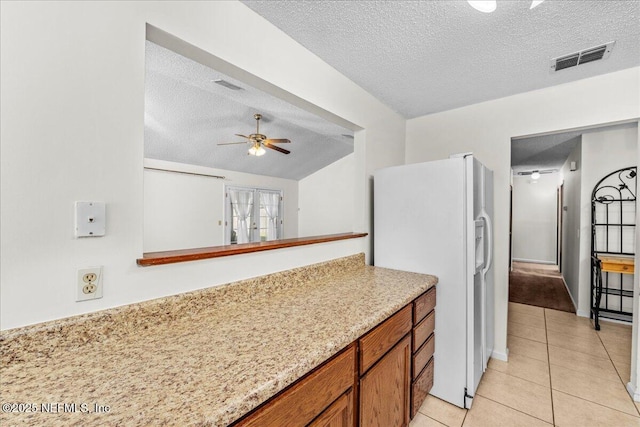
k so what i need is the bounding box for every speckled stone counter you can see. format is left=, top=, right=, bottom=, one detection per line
left=1, top=254, right=437, bottom=426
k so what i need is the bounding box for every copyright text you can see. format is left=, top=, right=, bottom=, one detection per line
left=2, top=402, right=111, bottom=414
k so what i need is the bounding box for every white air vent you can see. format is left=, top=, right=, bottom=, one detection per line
left=550, top=41, right=615, bottom=72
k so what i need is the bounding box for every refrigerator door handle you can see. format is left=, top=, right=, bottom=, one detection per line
left=480, top=210, right=492, bottom=275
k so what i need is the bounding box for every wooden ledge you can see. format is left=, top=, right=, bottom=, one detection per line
left=137, top=232, right=368, bottom=266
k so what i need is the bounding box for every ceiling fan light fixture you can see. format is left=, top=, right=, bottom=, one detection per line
left=530, top=0, right=545, bottom=9
left=248, top=143, right=266, bottom=156
left=467, top=0, right=497, bottom=13
left=531, top=171, right=541, bottom=180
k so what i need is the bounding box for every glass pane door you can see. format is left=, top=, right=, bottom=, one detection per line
left=226, top=186, right=283, bottom=244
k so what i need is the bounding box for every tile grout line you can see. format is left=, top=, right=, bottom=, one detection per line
left=552, top=388, right=640, bottom=420
left=511, top=304, right=639, bottom=422
left=595, top=323, right=640, bottom=417
left=547, top=350, right=640, bottom=416
left=459, top=403, right=469, bottom=426
left=544, top=308, right=556, bottom=426
left=487, top=306, right=554, bottom=425
left=422, top=414, right=450, bottom=426
left=498, top=343, right=550, bottom=366
left=545, top=309, right=639, bottom=419
left=544, top=328, right=611, bottom=361
left=475, top=390, right=554, bottom=425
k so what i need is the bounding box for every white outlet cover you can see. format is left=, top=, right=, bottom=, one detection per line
left=77, top=266, right=103, bottom=301
left=75, top=201, right=106, bottom=237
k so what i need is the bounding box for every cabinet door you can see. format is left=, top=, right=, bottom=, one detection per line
left=235, top=345, right=355, bottom=427
left=360, top=335, right=411, bottom=427
left=308, top=389, right=354, bottom=427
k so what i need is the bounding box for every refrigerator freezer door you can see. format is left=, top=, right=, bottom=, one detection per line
left=374, top=158, right=468, bottom=408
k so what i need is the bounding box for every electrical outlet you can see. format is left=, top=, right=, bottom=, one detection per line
left=77, top=267, right=103, bottom=301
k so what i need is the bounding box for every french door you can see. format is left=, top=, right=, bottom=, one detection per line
left=225, top=186, right=283, bottom=244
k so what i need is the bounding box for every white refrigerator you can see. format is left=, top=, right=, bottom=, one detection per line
left=373, top=154, right=494, bottom=409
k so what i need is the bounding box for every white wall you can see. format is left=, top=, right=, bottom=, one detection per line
left=298, top=153, right=354, bottom=237
left=559, top=139, right=582, bottom=308
left=0, top=1, right=406, bottom=330
left=577, top=126, right=638, bottom=316
left=406, top=67, right=640, bottom=361
left=512, top=172, right=558, bottom=264
left=144, top=159, right=299, bottom=252
left=632, top=128, right=640, bottom=401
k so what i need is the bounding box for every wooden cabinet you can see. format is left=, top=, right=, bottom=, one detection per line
left=411, top=358, right=434, bottom=419
left=360, top=335, right=412, bottom=427
left=309, top=390, right=354, bottom=427
left=359, top=305, right=412, bottom=374
left=410, top=287, right=436, bottom=418
left=234, top=344, right=356, bottom=427
left=359, top=305, right=412, bottom=427
left=413, top=287, right=436, bottom=324
left=232, top=287, right=436, bottom=427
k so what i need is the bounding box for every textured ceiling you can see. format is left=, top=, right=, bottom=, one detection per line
left=144, top=42, right=354, bottom=181
left=511, top=122, right=638, bottom=174
left=242, top=0, right=640, bottom=118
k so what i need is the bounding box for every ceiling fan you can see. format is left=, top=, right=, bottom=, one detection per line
left=218, top=113, right=291, bottom=156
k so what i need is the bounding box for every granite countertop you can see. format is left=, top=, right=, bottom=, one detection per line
left=0, top=254, right=437, bottom=426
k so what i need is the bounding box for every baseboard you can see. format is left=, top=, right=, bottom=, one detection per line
left=627, top=382, right=640, bottom=401
left=512, top=258, right=556, bottom=265
left=561, top=277, right=578, bottom=313
left=491, top=348, right=509, bottom=362
left=576, top=309, right=590, bottom=318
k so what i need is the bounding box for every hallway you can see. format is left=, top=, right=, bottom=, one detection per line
left=410, top=302, right=638, bottom=426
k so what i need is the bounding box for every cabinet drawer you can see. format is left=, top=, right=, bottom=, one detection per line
left=360, top=305, right=412, bottom=374
left=412, top=310, right=435, bottom=351
left=235, top=344, right=356, bottom=427
left=412, top=334, right=434, bottom=380
left=411, top=357, right=434, bottom=419
left=413, top=287, right=436, bottom=324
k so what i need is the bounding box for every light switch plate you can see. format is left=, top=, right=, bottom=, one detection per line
left=75, top=201, right=106, bottom=237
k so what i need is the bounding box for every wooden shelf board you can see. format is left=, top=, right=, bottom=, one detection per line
left=137, top=232, right=368, bottom=266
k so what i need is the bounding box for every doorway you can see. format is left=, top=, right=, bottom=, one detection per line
left=509, top=121, right=638, bottom=315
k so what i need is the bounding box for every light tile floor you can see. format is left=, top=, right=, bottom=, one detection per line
left=410, top=302, right=639, bottom=427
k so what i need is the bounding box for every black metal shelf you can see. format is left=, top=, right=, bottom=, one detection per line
left=596, top=287, right=634, bottom=298
left=590, top=166, right=636, bottom=331
left=596, top=310, right=633, bottom=323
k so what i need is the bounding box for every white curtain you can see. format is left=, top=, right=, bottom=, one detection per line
left=261, top=192, right=280, bottom=241
left=229, top=189, right=253, bottom=244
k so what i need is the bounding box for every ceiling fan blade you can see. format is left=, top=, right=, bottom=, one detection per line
left=264, top=142, right=290, bottom=155
left=235, top=134, right=251, bottom=139
left=264, top=138, right=291, bottom=144
left=217, top=141, right=247, bottom=146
